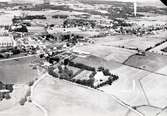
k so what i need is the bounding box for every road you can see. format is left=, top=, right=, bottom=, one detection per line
left=31, top=73, right=49, bottom=116
left=0, top=55, right=37, bottom=62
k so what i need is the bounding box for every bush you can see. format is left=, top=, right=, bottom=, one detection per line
left=48, top=57, right=60, bottom=64
left=64, top=59, right=69, bottom=65
left=11, top=49, right=21, bottom=55
left=39, top=54, right=44, bottom=58
left=161, top=47, right=167, bottom=52
left=64, top=67, right=73, bottom=77
left=75, top=78, right=94, bottom=87
left=112, top=74, right=119, bottom=81
left=103, top=69, right=111, bottom=76
left=5, top=84, right=13, bottom=92
left=97, top=67, right=105, bottom=71
left=89, top=71, right=96, bottom=78
left=4, top=93, right=11, bottom=100
left=48, top=67, right=59, bottom=78
left=19, top=97, right=27, bottom=106
left=95, top=76, right=114, bottom=88
left=28, top=81, right=34, bottom=87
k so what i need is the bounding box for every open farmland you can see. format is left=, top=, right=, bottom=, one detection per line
left=0, top=56, right=39, bottom=84
left=1, top=0, right=167, bottom=116
left=128, top=14, right=167, bottom=26
left=133, top=106, right=161, bottom=116
left=141, top=73, right=167, bottom=108
left=73, top=55, right=122, bottom=70
left=156, top=65, right=167, bottom=75
left=0, top=84, right=30, bottom=111
left=99, top=65, right=150, bottom=106
left=149, top=42, right=167, bottom=55
left=75, top=45, right=137, bottom=63
left=73, top=53, right=167, bottom=111
left=124, top=52, right=167, bottom=72
left=100, top=64, right=167, bottom=108
left=0, top=103, right=43, bottom=116
left=92, top=31, right=167, bottom=51
left=28, top=75, right=140, bottom=116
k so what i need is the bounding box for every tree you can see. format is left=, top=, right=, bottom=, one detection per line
left=160, top=0, right=167, bottom=6
left=64, top=59, right=69, bottom=66
left=103, top=69, right=111, bottom=76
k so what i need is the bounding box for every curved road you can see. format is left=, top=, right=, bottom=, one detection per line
left=31, top=73, right=49, bottom=116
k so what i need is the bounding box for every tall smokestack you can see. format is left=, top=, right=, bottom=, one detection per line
left=134, top=1, right=137, bottom=16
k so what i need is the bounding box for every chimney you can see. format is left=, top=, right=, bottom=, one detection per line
left=134, top=1, right=137, bottom=16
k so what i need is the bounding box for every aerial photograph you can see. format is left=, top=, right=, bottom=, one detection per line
left=0, top=0, right=167, bottom=116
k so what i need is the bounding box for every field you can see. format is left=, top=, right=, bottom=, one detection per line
left=73, top=70, right=92, bottom=81
left=124, top=52, right=167, bottom=72
left=100, top=65, right=150, bottom=106
left=0, top=85, right=28, bottom=110
left=93, top=30, right=167, bottom=50
left=128, top=14, right=167, bottom=26
left=141, top=73, right=167, bottom=108
left=1, top=1, right=167, bottom=116
left=75, top=44, right=137, bottom=63
left=73, top=55, right=122, bottom=70
left=30, top=75, right=139, bottom=116
left=0, top=56, right=39, bottom=84
left=149, top=42, right=167, bottom=55
left=156, top=65, right=167, bottom=75
left=0, top=103, right=43, bottom=116
left=99, top=64, right=167, bottom=116
left=0, top=13, right=13, bottom=25
left=73, top=53, right=167, bottom=112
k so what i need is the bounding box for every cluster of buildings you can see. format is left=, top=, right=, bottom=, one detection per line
left=0, top=36, right=16, bottom=48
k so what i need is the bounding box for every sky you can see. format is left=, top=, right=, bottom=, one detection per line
left=0, top=0, right=163, bottom=4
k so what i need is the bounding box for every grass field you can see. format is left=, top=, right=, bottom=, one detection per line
left=124, top=52, right=167, bottom=72
left=73, top=70, right=92, bottom=81
left=0, top=56, right=39, bottom=84
left=0, top=84, right=30, bottom=112
left=100, top=63, right=167, bottom=108
left=0, top=103, right=43, bottom=116
left=75, top=45, right=137, bottom=63
left=136, top=106, right=161, bottom=116
left=100, top=65, right=150, bottom=106
left=73, top=55, right=122, bottom=70
left=91, top=30, right=167, bottom=51
left=31, top=75, right=139, bottom=116
left=141, top=74, right=167, bottom=108
left=149, top=42, right=167, bottom=55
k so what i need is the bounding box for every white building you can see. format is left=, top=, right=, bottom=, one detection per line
left=0, top=36, right=16, bottom=48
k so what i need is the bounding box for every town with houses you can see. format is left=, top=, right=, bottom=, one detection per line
left=0, top=0, right=167, bottom=116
